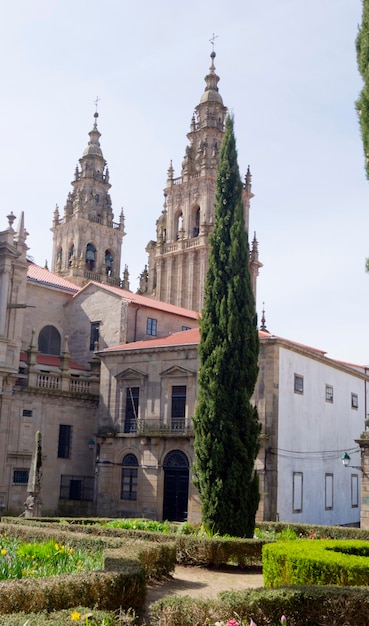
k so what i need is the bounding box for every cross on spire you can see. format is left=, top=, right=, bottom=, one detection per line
left=93, top=96, right=101, bottom=113
left=209, top=33, right=218, bottom=51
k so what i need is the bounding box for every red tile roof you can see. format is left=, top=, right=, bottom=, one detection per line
left=100, top=327, right=333, bottom=361
left=20, top=351, right=88, bottom=370
left=101, top=327, right=200, bottom=353
left=74, top=281, right=199, bottom=320
left=27, top=262, right=79, bottom=293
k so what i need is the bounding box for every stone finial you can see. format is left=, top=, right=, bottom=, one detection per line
left=7, top=211, right=16, bottom=230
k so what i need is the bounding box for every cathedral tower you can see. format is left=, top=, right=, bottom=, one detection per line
left=143, top=51, right=260, bottom=312
left=51, top=112, right=126, bottom=287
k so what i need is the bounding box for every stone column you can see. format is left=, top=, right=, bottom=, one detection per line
left=356, top=432, right=369, bottom=529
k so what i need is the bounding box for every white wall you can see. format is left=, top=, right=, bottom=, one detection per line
left=276, top=347, right=366, bottom=526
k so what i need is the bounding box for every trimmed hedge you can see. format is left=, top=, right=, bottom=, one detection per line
left=149, top=586, right=369, bottom=626
left=0, top=522, right=176, bottom=615
left=1, top=519, right=265, bottom=567
left=263, top=539, right=369, bottom=587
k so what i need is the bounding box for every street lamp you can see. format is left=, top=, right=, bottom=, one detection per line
left=88, top=438, right=95, bottom=451
left=341, top=452, right=363, bottom=472
left=341, top=452, right=351, bottom=467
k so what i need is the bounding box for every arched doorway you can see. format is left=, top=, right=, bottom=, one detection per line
left=163, top=450, right=189, bottom=522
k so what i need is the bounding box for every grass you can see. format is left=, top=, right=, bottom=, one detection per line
left=0, top=535, right=103, bottom=580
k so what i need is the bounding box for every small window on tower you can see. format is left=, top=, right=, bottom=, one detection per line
left=90, top=322, right=100, bottom=351
left=105, top=250, right=113, bottom=276
left=85, top=243, right=96, bottom=272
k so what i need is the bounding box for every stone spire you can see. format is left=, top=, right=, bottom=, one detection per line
left=51, top=111, right=125, bottom=287
left=180, top=50, right=227, bottom=181
left=260, top=303, right=269, bottom=333
left=250, top=232, right=263, bottom=301
left=144, top=48, right=260, bottom=310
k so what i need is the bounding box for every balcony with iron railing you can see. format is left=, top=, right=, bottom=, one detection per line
left=121, top=417, right=194, bottom=437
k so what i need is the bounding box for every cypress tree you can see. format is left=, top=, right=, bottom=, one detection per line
left=356, top=0, right=369, bottom=180
left=193, top=115, right=261, bottom=538
left=356, top=1, right=369, bottom=271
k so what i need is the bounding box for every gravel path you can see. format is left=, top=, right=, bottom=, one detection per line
left=143, top=565, right=264, bottom=622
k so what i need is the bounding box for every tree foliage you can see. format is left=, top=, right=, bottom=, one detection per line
left=193, top=115, right=261, bottom=538
left=356, top=0, right=369, bottom=180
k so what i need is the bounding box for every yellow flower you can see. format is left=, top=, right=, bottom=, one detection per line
left=1, top=549, right=7, bottom=555
left=70, top=611, right=81, bottom=621
left=22, top=569, right=27, bottom=576
left=69, top=547, right=73, bottom=553
left=55, top=543, right=59, bottom=551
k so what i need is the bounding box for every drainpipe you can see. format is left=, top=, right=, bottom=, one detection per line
left=133, top=305, right=141, bottom=342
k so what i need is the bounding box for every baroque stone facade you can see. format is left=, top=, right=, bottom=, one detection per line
left=143, top=52, right=262, bottom=311
left=0, top=51, right=367, bottom=527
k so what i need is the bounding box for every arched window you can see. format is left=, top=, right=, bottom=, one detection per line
left=175, top=212, right=183, bottom=240
left=192, top=206, right=200, bottom=238
left=38, top=325, right=61, bottom=355
left=85, top=243, right=96, bottom=271
left=68, top=244, right=74, bottom=268
left=105, top=250, right=113, bottom=276
left=121, top=453, right=138, bottom=501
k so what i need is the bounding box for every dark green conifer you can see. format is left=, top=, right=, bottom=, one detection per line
left=356, top=0, right=369, bottom=180
left=193, top=115, right=261, bottom=538
left=356, top=1, right=369, bottom=271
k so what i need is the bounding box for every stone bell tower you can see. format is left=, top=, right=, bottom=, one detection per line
left=143, top=50, right=261, bottom=312
left=51, top=111, right=126, bottom=288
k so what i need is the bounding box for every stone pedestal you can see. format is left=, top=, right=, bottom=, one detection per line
left=355, top=432, right=369, bottom=529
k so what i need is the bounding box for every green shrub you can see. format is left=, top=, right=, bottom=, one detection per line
left=263, top=539, right=369, bottom=587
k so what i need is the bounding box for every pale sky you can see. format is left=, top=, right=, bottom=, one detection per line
left=1, top=0, right=368, bottom=365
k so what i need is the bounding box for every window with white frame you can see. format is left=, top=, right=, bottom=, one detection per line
left=292, top=472, right=303, bottom=513
left=325, top=385, right=334, bottom=403
left=351, top=474, right=359, bottom=508
left=325, top=473, right=333, bottom=509
left=147, top=317, right=157, bottom=336
left=294, top=374, right=304, bottom=394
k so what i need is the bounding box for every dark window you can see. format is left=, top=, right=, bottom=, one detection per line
left=22, top=410, right=32, bottom=417
left=58, top=425, right=72, bottom=459
left=121, top=454, right=138, bottom=500
left=192, top=207, right=200, bottom=238
left=85, top=243, right=96, bottom=271
left=13, top=469, right=29, bottom=485
left=147, top=318, right=157, bottom=336
left=352, top=393, right=359, bottom=409
left=124, top=387, right=139, bottom=433
left=294, top=374, right=304, bottom=394
left=68, top=244, right=74, bottom=267
left=90, top=322, right=100, bottom=351
left=171, top=385, right=186, bottom=430
left=105, top=250, right=113, bottom=276
left=38, top=325, right=61, bottom=355
left=59, top=475, right=94, bottom=501
left=325, top=385, right=334, bottom=403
